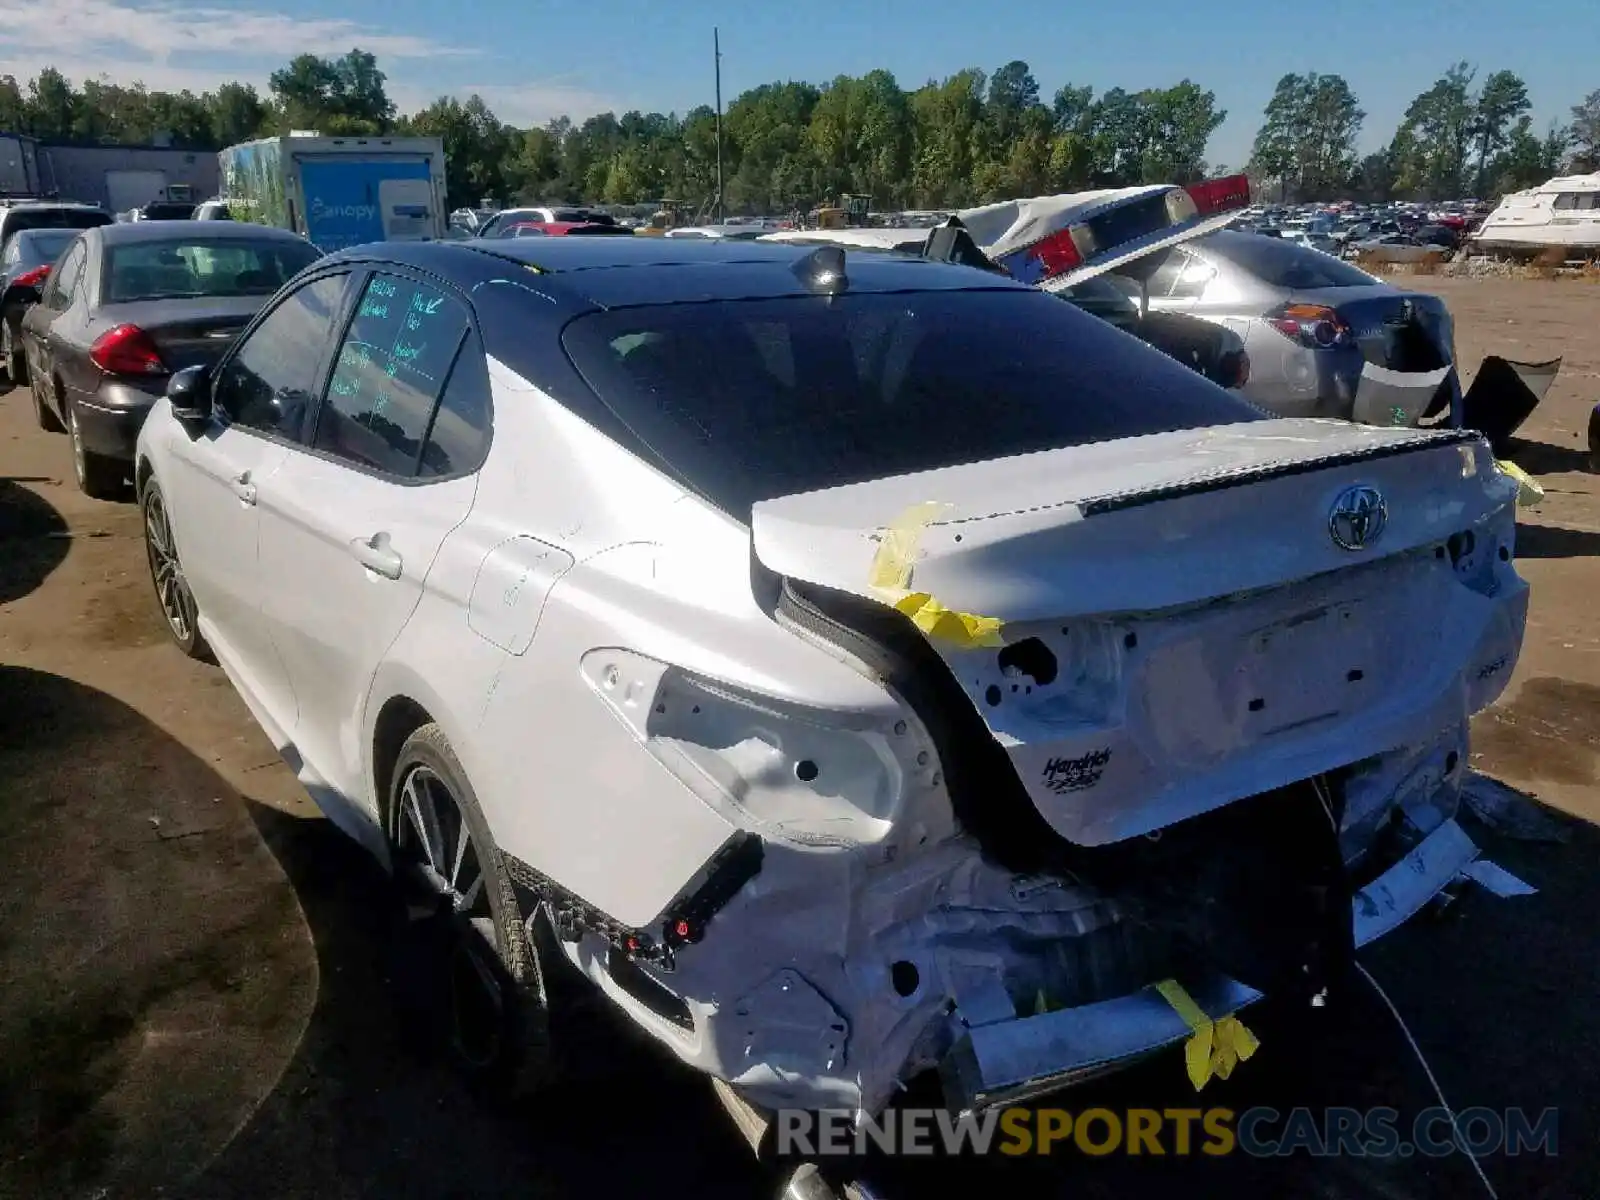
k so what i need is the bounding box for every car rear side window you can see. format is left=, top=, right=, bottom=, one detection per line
left=313, top=272, right=470, bottom=477
left=562, top=287, right=1263, bottom=516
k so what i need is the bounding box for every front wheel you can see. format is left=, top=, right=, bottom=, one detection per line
left=387, top=724, right=556, bottom=1098
left=142, top=478, right=210, bottom=660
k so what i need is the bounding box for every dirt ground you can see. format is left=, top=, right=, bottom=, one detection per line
left=1, top=277, right=1596, bottom=1200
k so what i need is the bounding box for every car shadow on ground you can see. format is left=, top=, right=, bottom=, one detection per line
left=185, top=801, right=775, bottom=1199
left=216, top=800, right=1599, bottom=1200
left=1515, top=522, right=1600, bottom=561
left=0, top=666, right=316, bottom=1200
left=0, top=476, right=69, bottom=604
left=1505, top=437, right=1596, bottom=477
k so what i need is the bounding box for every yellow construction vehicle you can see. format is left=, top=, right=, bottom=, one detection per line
left=637, top=199, right=690, bottom=236
left=814, top=193, right=871, bottom=229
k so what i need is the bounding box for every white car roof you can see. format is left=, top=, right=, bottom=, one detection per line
left=757, top=227, right=929, bottom=251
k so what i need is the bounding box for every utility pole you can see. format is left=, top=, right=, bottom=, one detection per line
left=714, top=27, right=724, bottom=223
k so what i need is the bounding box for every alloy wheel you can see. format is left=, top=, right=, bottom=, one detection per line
left=393, top=763, right=505, bottom=1069
left=144, top=487, right=196, bottom=643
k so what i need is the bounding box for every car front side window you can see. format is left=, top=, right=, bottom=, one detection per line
left=213, top=272, right=349, bottom=441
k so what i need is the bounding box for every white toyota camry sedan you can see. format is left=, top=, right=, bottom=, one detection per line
left=133, top=235, right=1526, bottom=1174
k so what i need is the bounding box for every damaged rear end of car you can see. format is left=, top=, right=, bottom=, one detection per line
left=745, top=420, right=1524, bottom=1114
left=475, top=253, right=1527, bottom=1132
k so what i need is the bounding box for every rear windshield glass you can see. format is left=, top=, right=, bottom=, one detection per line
left=562, top=288, right=1262, bottom=516
left=142, top=203, right=196, bottom=220
left=104, top=237, right=321, bottom=302
left=5, top=208, right=111, bottom=241
left=18, top=229, right=80, bottom=261
left=1205, top=233, right=1376, bottom=288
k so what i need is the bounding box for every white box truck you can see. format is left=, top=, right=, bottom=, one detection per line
left=217, top=133, right=448, bottom=253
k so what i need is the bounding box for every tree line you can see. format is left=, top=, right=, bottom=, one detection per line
left=2, top=52, right=1597, bottom=215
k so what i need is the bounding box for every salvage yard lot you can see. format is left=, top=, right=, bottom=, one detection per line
left=1, top=276, right=1596, bottom=1200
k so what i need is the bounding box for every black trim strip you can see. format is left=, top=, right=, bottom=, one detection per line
left=1077, top=429, right=1481, bottom=517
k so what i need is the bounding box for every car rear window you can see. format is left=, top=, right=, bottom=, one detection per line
left=1210, top=233, right=1377, bottom=288
left=562, top=288, right=1263, bottom=516
left=104, top=237, right=321, bottom=302
left=19, top=229, right=80, bottom=261
left=142, top=203, right=196, bottom=220
left=5, top=208, right=111, bottom=241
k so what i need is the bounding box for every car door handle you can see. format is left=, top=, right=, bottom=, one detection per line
left=350, top=532, right=403, bottom=580
left=230, top=471, right=256, bottom=505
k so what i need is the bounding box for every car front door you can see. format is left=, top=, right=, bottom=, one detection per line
left=254, top=268, right=490, bottom=805
left=159, top=269, right=355, bottom=735
left=22, top=239, right=84, bottom=417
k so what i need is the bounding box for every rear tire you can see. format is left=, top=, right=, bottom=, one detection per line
left=66, top=397, right=125, bottom=499
left=0, top=320, right=21, bottom=388
left=30, top=371, right=63, bottom=433
left=387, top=724, right=557, bottom=1100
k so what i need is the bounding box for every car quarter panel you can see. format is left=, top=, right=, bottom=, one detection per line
left=441, top=357, right=913, bottom=928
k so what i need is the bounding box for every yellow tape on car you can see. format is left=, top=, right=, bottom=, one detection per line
left=867, top=503, right=1006, bottom=648
left=1495, top=460, right=1544, bottom=507
left=1154, top=979, right=1259, bottom=1091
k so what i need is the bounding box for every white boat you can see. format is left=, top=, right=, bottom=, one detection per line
left=1471, top=171, right=1600, bottom=258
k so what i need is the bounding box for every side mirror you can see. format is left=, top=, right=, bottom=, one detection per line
left=168, top=364, right=213, bottom=427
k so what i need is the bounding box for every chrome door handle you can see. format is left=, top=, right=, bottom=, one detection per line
left=349, top=532, right=403, bottom=580
left=229, top=471, right=256, bottom=505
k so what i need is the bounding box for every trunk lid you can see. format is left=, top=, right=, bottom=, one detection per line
left=1298, top=285, right=1453, bottom=373
left=753, top=418, right=1526, bottom=847
left=91, top=295, right=264, bottom=373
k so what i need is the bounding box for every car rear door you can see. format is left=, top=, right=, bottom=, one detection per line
left=159, top=269, right=356, bottom=736
left=253, top=266, right=490, bottom=804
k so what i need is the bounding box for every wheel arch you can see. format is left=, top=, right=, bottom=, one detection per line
left=371, top=693, right=436, bottom=835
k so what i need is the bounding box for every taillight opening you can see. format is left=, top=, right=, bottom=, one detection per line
left=89, top=324, right=167, bottom=377
left=13, top=265, right=51, bottom=289
left=1269, top=303, right=1351, bottom=350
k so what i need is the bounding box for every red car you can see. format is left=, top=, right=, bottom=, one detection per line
left=504, top=221, right=634, bottom=238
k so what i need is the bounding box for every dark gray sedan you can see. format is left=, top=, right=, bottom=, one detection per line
left=22, top=221, right=321, bottom=497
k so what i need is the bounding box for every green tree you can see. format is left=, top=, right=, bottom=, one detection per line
left=1471, top=70, right=1530, bottom=196
left=1249, top=73, right=1363, bottom=200
left=27, top=68, right=78, bottom=139
left=1390, top=63, right=1477, bottom=199
left=1571, top=88, right=1600, bottom=171
left=402, top=94, right=514, bottom=210
left=207, top=83, right=268, bottom=146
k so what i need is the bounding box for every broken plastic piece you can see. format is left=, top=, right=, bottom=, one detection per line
left=892, top=592, right=1005, bottom=648
left=1154, top=978, right=1259, bottom=1091
left=1495, top=459, right=1545, bottom=507
left=1458, top=858, right=1537, bottom=897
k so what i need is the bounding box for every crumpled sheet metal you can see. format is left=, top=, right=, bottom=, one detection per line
left=1352, top=363, right=1452, bottom=428
left=942, top=817, right=1481, bottom=1113
left=1462, top=355, right=1563, bottom=450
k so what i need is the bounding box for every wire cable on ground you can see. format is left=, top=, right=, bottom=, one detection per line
left=1354, top=959, right=1499, bottom=1200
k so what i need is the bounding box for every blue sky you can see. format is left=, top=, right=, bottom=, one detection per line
left=0, top=0, right=1594, bottom=168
